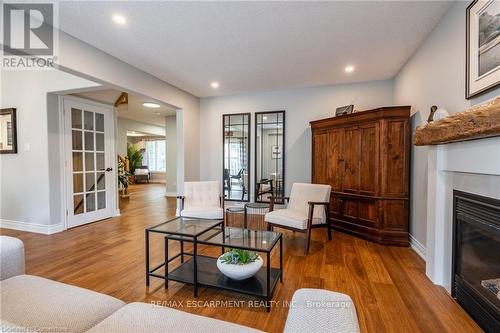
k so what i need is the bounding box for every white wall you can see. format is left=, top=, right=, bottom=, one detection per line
left=165, top=115, right=177, bottom=195
left=393, top=1, right=500, bottom=248
left=58, top=31, right=200, bottom=192
left=0, top=70, right=100, bottom=232
left=116, top=118, right=165, bottom=157
left=1, top=30, right=200, bottom=234
left=200, top=80, right=393, bottom=199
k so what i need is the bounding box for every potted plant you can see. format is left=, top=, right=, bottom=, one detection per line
left=216, top=248, right=263, bottom=280
left=127, top=144, right=145, bottom=175
left=117, top=158, right=132, bottom=198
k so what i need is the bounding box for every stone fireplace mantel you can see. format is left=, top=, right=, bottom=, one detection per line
left=425, top=135, right=500, bottom=292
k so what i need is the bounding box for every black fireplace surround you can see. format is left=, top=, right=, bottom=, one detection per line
left=452, top=190, right=500, bottom=332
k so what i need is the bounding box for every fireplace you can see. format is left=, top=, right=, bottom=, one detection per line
left=452, top=190, right=500, bottom=332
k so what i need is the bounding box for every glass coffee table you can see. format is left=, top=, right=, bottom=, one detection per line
left=145, top=217, right=283, bottom=311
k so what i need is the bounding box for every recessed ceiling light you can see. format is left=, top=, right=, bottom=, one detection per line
left=143, top=102, right=160, bottom=108
left=155, top=112, right=161, bottom=115
left=112, top=14, right=127, bottom=25
left=345, top=65, right=355, bottom=73
left=211, top=82, right=219, bottom=89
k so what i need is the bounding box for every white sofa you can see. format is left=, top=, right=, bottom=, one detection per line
left=0, top=236, right=24, bottom=280
left=284, top=288, right=361, bottom=333
left=0, top=236, right=360, bottom=332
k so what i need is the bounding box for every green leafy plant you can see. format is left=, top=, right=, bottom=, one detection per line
left=117, top=158, right=131, bottom=189
left=127, top=144, right=145, bottom=174
left=220, top=249, right=259, bottom=265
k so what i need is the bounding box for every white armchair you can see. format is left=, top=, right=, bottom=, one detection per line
left=177, top=181, right=224, bottom=219
left=265, top=183, right=332, bottom=254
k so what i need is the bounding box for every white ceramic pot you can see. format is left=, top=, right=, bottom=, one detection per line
left=216, top=255, right=263, bottom=280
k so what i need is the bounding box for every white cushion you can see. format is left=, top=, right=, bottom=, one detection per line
left=284, top=288, right=360, bottom=333
left=183, top=181, right=221, bottom=209
left=265, top=209, right=322, bottom=230
left=264, top=183, right=331, bottom=229
left=134, top=168, right=149, bottom=175
left=0, top=236, right=24, bottom=281
left=0, top=275, right=125, bottom=333
left=287, top=183, right=331, bottom=223
left=87, top=302, right=263, bottom=333
left=180, top=207, right=224, bottom=219
left=1, top=321, right=34, bottom=332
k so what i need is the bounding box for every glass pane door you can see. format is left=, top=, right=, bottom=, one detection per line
left=71, top=107, right=107, bottom=215
left=65, top=97, right=114, bottom=229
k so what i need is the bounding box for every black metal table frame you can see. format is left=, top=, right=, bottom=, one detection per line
left=145, top=222, right=283, bottom=311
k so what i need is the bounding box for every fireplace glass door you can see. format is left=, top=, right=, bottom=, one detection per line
left=453, top=190, right=500, bottom=332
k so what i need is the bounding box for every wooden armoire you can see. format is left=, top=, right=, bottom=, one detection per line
left=310, top=106, right=411, bottom=246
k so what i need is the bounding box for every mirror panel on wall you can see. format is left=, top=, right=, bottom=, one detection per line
left=255, top=111, right=285, bottom=203
left=0, top=108, right=18, bottom=154
left=223, top=113, right=250, bottom=202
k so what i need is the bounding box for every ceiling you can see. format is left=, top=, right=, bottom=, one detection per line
left=58, top=1, right=452, bottom=97
left=73, top=88, right=176, bottom=126
left=126, top=130, right=162, bottom=137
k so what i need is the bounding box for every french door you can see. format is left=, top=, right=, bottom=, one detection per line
left=64, top=97, right=115, bottom=228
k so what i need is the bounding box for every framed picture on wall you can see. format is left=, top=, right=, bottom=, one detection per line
left=466, top=0, right=500, bottom=99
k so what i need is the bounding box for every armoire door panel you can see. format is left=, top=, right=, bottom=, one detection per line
left=343, top=199, right=359, bottom=220
left=383, top=120, right=408, bottom=196
left=359, top=123, right=379, bottom=195
left=329, top=196, right=342, bottom=215
left=328, top=129, right=343, bottom=191
left=358, top=200, right=379, bottom=228
left=312, top=132, right=329, bottom=185
left=381, top=200, right=408, bottom=231
left=342, top=127, right=360, bottom=193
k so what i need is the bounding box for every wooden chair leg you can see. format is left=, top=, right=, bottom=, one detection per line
left=305, top=203, right=315, bottom=255
left=305, top=228, right=311, bottom=255
left=267, top=222, right=272, bottom=231
left=326, top=204, right=332, bottom=241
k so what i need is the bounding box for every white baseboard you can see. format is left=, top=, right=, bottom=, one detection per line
left=0, top=219, right=65, bottom=235
left=165, top=191, right=177, bottom=197
left=409, top=234, right=426, bottom=261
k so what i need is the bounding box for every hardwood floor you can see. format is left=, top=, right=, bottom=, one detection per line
left=0, top=184, right=481, bottom=332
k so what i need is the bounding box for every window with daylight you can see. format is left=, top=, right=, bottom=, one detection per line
left=145, top=140, right=166, bottom=172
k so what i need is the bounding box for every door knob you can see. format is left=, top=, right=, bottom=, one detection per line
left=105, top=167, right=113, bottom=172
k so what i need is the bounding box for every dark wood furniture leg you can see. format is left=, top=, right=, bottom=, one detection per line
left=326, top=204, right=332, bottom=241
left=305, top=203, right=314, bottom=254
